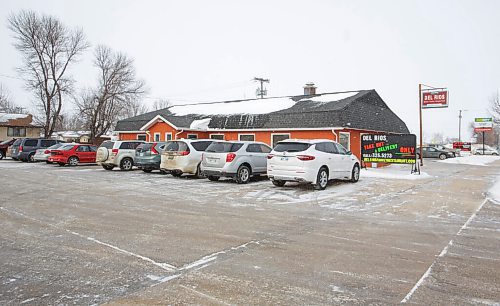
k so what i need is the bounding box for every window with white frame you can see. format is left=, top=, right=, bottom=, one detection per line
left=7, top=127, right=26, bottom=137
left=154, top=133, right=161, bottom=142
left=238, top=134, right=255, bottom=141
left=210, top=134, right=224, bottom=140
left=339, top=132, right=350, bottom=151
left=271, top=133, right=290, bottom=148
left=165, top=132, right=172, bottom=141
left=137, top=134, right=147, bottom=141
left=187, top=134, right=198, bottom=139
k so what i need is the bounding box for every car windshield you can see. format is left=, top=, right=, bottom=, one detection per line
left=205, top=142, right=243, bottom=153
left=47, top=143, right=64, bottom=150
left=59, top=144, right=75, bottom=151
left=273, top=142, right=311, bottom=152
left=164, top=141, right=188, bottom=152
left=100, top=141, right=114, bottom=149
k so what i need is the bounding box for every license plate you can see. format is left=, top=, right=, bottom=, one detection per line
left=281, top=157, right=289, bottom=161
left=207, top=158, right=217, bottom=164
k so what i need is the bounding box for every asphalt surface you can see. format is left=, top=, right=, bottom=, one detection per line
left=0, top=158, right=499, bottom=305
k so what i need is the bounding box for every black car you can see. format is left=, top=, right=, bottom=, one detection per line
left=10, top=138, right=64, bottom=162
left=0, top=138, right=17, bottom=160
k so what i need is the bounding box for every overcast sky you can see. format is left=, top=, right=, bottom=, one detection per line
left=1, top=0, right=499, bottom=141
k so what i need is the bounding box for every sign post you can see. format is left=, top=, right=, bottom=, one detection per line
left=474, top=118, right=493, bottom=155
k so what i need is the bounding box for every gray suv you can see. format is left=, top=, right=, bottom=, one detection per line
left=10, top=138, right=63, bottom=162
left=200, top=141, right=272, bottom=184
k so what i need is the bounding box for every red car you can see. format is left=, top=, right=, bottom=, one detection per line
left=48, top=143, right=98, bottom=166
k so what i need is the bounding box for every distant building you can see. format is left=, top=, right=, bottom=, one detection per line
left=114, top=84, right=410, bottom=161
left=0, top=113, right=42, bottom=141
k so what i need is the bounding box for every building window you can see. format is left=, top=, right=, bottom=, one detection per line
left=339, top=132, right=350, bottom=151
left=7, top=127, right=26, bottom=137
left=165, top=133, right=172, bottom=141
left=187, top=134, right=198, bottom=139
left=154, top=133, right=161, bottom=142
left=137, top=134, right=147, bottom=141
left=210, top=134, right=224, bottom=140
left=239, top=134, right=255, bottom=141
left=271, top=133, right=290, bottom=148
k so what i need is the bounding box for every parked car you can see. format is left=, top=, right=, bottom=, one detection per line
left=417, top=146, right=455, bottom=160
left=33, top=143, right=66, bottom=163
left=474, top=147, right=499, bottom=155
left=10, top=138, right=63, bottom=162
left=201, top=141, right=272, bottom=183
left=0, top=138, right=17, bottom=160
left=428, top=144, right=460, bottom=157
left=267, top=139, right=360, bottom=190
left=96, top=140, right=144, bottom=170
left=160, top=139, right=214, bottom=177
left=135, top=142, right=169, bottom=173
left=48, top=143, right=97, bottom=166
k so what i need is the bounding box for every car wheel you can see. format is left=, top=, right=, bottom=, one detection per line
left=142, top=169, right=153, bottom=173
left=236, top=165, right=251, bottom=184
left=439, top=153, right=447, bottom=160
left=171, top=172, right=183, bottom=177
left=0, top=151, right=4, bottom=160
left=120, top=158, right=133, bottom=171
left=58, top=162, right=65, bottom=166
left=351, top=164, right=360, bottom=183
left=102, top=165, right=114, bottom=171
left=195, top=163, right=205, bottom=179
left=208, top=175, right=220, bottom=181
left=28, top=153, right=35, bottom=163
left=313, top=167, right=328, bottom=190
left=272, top=179, right=286, bottom=187
left=68, top=156, right=79, bottom=166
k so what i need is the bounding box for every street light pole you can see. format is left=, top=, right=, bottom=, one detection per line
left=458, top=109, right=467, bottom=142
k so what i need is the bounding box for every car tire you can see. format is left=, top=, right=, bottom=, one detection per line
left=235, top=165, right=251, bottom=184
left=58, top=162, right=65, bottom=166
left=313, top=167, right=328, bottom=190
left=143, top=169, right=153, bottom=173
left=350, top=164, right=360, bottom=183
left=171, top=172, right=183, bottom=177
left=0, top=151, right=4, bottom=160
left=28, top=153, right=35, bottom=163
left=120, top=158, right=133, bottom=171
left=493, top=153, right=499, bottom=156
left=272, top=179, right=286, bottom=187
left=68, top=156, right=79, bottom=166
left=102, top=165, right=114, bottom=171
left=439, top=153, right=447, bottom=160
left=208, top=175, right=220, bottom=181
left=194, top=163, right=205, bottom=179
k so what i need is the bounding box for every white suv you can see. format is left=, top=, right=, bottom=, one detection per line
left=267, top=139, right=360, bottom=190
left=96, top=140, right=144, bottom=171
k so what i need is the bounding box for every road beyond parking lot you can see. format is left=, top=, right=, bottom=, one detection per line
left=1, top=158, right=499, bottom=305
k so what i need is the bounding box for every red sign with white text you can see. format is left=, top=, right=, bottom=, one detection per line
left=422, top=91, right=448, bottom=108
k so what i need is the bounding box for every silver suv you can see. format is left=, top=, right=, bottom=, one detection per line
left=200, top=141, right=272, bottom=184
left=96, top=140, right=144, bottom=170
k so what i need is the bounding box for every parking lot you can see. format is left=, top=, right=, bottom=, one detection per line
left=1, top=158, right=499, bottom=305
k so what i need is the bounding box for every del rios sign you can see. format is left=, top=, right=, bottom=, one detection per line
left=361, top=134, right=417, bottom=164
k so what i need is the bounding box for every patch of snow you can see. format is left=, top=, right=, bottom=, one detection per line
left=439, top=155, right=500, bottom=166
left=297, top=91, right=358, bottom=103
left=488, top=176, right=500, bottom=205
left=147, top=274, right=181, bottom=283
left=189, top=118, right=211, bottom=130
left=0, top=113, right=28, bottom=122
left=361, top=165, right=431, bottom=180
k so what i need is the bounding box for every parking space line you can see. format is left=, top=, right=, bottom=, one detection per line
left=179, top=285, right=233, bottom=306
left=400, top=198, right=489, bottom=303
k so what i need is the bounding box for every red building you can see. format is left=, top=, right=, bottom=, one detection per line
left=114, top=84, right=409, bottom=161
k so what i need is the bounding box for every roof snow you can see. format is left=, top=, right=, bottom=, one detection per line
left=189, top=118, right=211, bottom=130
left=0, top=113, right=29, bottom=122
left=168, top=91, right=359, bottom=116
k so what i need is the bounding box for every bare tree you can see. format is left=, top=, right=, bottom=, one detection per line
left=0, top=84, right=26, bottom=113
left=76, top=45, right=146, bottom=142
left=152, top=98, right=171, bottom=111
left=490, top=92, right=500, bottom=125
left=8, top=10, right=89, bottom=137
left=124, top=99, right=149, bottom=118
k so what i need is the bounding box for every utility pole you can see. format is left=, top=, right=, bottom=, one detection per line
left=254, top=77, right=269, bottom=99
left=458, top=109, right=467, bottom=142
left=419, top=84, right=423, bottom=166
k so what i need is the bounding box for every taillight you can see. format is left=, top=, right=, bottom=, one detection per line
left=179, top=151, right=190, bottom=156
left=112, top=149, right=119, bottom=155
left=226, top=153, right=236, bottom=162
left=267, top=154, right=274, bottom=159
left=297, top=155, right=315, bottom=161
left=44, top=150, right=50, bottom=154
left=151, top=144, right=159, bottom=155
left=19, top=145, right=23, bottom=152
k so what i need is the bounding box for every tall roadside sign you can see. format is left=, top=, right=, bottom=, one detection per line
left=474, top=118, right=493, bottom=154
left=419, top=84, right=448, bottom=166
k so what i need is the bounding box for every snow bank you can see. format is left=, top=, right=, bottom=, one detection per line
left=361, top=165, right=432, bottom=180
left=439, top=155, right=500, bottom=166
left=488, top=176, right=500, bottom=204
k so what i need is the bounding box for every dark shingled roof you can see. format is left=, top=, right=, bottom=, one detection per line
left=114, top=89, right=410, bottom=134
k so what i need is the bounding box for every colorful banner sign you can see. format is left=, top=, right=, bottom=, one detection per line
left=474, top=117, right=493, bottom=132
left=361, top=134, right=417, bottom=164
left=422, top=90, right=448, bottom=108
left=453, top=142, right=471, bottom=152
